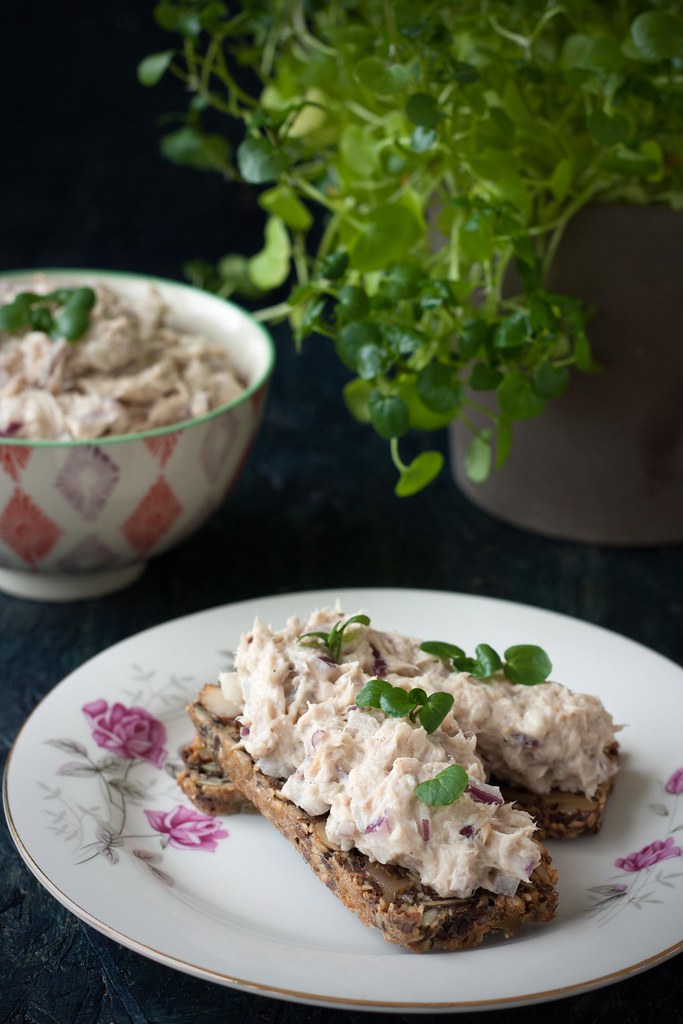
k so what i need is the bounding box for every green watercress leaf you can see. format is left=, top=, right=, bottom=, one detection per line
left=498, top=371, right=546, bottom=419
left=369, top=391, right=410, bottom=440
left=416, top=363, right=463, bottom=414
left=160, top=126, right=230, bottom=171
left=356, top=678, right=454, bottom=734
left=631, top=11, right=683, bottom=62
left=355, top=677, right=393, bottom=708
left=394, top=450, right=444, bottom=496
left=298, top=614, right=371, bottom=663
left=417, top=691, right=455, bottom=733
left=405, top=92, right=441, bottom=128
left=419, top=639, right=551, bottom=685
left=248, top=216, right=291, bottom=289
left=502, top=645, right=553, bottom=685
left=533, top=361, right=570, bottom=399
left=237, top=136, right=286, bottom=183
left=137, top=50, right=175, bottom=86
left=464, top=431, right=492, bottom=483
left=414, top=764, right=468, bottom=806
left=379, top=686, right=417, bottom=718
left=350, top=206, right=423, bottom=272
left=0, top=287, right=95, bottom=342
left=587, top=110, right=630, bottom=148
left=354, top=57, right=412, bottom=95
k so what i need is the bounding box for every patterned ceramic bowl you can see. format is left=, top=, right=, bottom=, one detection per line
left=0, top=269, right=275, bottom=601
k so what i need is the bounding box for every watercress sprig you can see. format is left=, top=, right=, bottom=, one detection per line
left=414, top=764, right=469, bottom=807
left=355, top=678, right=454, bottom=734
left=141, top=1, right=683, bottom=495
left=298, top=613, right=370, bottom=664
left=420, top=640, right=552, bottom=686
left=0, top=287, right=96, bottom=342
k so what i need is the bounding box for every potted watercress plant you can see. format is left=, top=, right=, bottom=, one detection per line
left=139, top=0, right=683, bottom=539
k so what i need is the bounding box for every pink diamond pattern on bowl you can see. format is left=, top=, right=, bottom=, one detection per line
left=201, top=412, right=237, bottom=482
left=121, top=477, right=183, bottom=554
left=0, top=488, right=62, bottom=566
left=55, top=446, right=120, bottom=522
left=0, top=445, right=32, bottom=483
left=57, top=534, right=118, bottom=572
left=145, top=432, right=180, bottom=468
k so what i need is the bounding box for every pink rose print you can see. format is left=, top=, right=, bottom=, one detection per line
left=144, top=805, right=229, bottom=852
left=615, top=836, right=682, bottom=873
left=82, top=699, right=167, bottom=768
left=665, top=768, right=683, bottom=794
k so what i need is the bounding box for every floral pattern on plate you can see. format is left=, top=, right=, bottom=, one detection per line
left=587, top=767, right=683, bottom=923
left=40, top=664, right=228, bottom=887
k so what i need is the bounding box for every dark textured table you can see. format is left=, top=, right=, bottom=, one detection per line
left=1, top=5, right=681, bottom=1022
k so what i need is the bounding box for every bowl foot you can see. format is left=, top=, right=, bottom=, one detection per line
left=0, top=562, right=146, bottom=602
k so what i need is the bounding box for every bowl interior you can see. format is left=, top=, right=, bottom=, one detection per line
left=0, top=268, right=275, bottom=408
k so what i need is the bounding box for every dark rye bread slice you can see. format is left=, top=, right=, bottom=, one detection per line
left=177, top=734, right=257, bottom=817
left=181, top=686, right=558, bottom=953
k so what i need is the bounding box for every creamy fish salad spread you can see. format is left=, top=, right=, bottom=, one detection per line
left=0, top=278, right=245, bottom=440
left=217, top=609, right=620, bottom=900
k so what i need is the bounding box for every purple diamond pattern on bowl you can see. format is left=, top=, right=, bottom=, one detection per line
left=201, top=412, right=237, bottom=482
left=57, top=535, right=119, bottom=572
left=55, top=446, right=120, bottom=521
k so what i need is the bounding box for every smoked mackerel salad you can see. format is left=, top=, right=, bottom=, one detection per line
left=181, top=607, right=621, bottom=950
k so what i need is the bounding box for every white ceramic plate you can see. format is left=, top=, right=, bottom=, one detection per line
left=4, top=588, right=683, bottom=1012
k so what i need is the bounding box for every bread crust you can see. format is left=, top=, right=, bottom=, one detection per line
left=181, top=689, right=558, bottom=953
left=177, top=735, right=257, bottom=817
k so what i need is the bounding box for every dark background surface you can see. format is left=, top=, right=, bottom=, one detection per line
left=1, top=3, right=681, bottom=1023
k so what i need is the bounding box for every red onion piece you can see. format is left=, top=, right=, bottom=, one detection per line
left=421, top=818, right=430, bottom=842
left=239, top=726, right=250, bottom=737
left=0, top=422, right=22, bottom=437
left=371, top=644, right=388, bottom=678
left=489, top=871, right=519, bottom=897
left=363, top=815, right=387, bottom=835
left=466, top=781, right=504, bottom=806
left=311, top=729, right=325, bottom=749
left=508, top=732, right=541, bottom=748
left=459, top=824, right=474, bottom=838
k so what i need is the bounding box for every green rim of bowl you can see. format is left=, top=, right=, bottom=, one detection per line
left=0, top=267, right=276, bottom=447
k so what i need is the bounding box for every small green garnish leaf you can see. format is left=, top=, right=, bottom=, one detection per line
left=421, top=640, right=552, bottom=685
left=355, top=677, right=392, bottom=707
left=298, top=614, right=370, bottom=663
left=415, top=764, right=468, bottom=806
left=356, top=679, right=454, bottom=734
left=0, top=287, right=96, bottom=342
left=502, top=645, right=553, bottom=686
left=416, top=691, right=456, bottom=734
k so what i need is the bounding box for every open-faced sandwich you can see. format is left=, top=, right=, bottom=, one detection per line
left=174, top=607, right=624, bottom=951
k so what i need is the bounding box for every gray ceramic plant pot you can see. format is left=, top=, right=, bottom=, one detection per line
left=450, top=204, right=683, bottom=546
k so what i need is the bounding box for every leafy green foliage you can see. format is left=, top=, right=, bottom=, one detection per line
left=420, top=640, right=552, bottom=686
left=298, top=614, right=370, bottom=663
left=0, top=287, right=96, bottom=342
left=142, top=1, right=683, bottom=493
left=414, top=764, right=469, bottom=807
left=355, top=678, right=455, bottom=734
